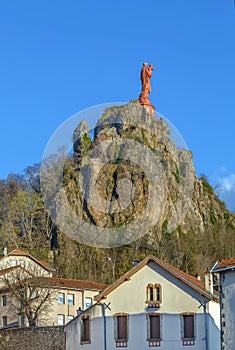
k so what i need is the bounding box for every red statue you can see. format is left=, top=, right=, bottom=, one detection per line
left=139, top=63, right=155, bottom=110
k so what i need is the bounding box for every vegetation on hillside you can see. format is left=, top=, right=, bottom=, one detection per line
left=0, top=162, right=235, bottom=283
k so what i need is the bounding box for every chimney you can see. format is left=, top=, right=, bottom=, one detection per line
left=204, top=269, right=213, bottom=294
left=2, top=247, right=7, bottom=257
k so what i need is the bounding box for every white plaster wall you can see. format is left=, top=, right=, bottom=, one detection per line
left=104, top=263, right=206, bottom=316
left=207, top=300, right=220, bottom=350
left=65, top=304, right=104, bottom=350
left=65, top=262, right=220, bottom=350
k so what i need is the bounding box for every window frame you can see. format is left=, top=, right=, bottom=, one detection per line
left=80, top=315, right=91, bottom=344
left=85, top=297, right=92, bottom=309
left=181, top=313, right=195, bottom=346
left=10, top=259, right=17, bottom=267
left=2, top=316, right=7, bottom=327
left=114, top=313, right=128, bottom=347
left=1, top=295, right=7, bottom=307
left=58, top=292, right=65, bottom=304
left=67, top=293, right=74, bottom=305
left=146, top=284, right=162, bottom=308
left=147, top=313, right=161, bottom=341
left=57, top=314, right=65, bottom=326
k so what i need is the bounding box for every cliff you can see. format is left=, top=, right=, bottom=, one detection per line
left=61, top=100, right=235, bottom=276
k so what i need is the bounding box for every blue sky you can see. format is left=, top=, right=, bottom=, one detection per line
left=0, top=1, right=235, bottom=211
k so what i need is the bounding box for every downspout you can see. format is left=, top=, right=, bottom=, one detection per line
left=82, top=290, right=84, bottom=311
left=203, top=302, right=209, bottom=350
left=99, top=303, right=107, bottom=350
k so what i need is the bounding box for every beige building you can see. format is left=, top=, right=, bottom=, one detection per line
left=0, top=249, right=54, bottom=276
left=36, top=277, right=108, bottom=326
left=65, top=255, right=220, bottom=350
left=0, top=249, right=107, bottom=328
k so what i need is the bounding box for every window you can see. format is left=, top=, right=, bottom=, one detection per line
left=10, top=259, right=17, bottom=267
left=81, top=316, right=90, bottom=343
left=67, top=293, right=74, bottom=305
left=148, top=314, right=161, bottom=347
left=115, top=313, right=128, bottom=347
left=67, top=315, right=74, bottom=323
left=58, top=292, right=65, bottom=304
left=85, top=297, right=92, bottom=309
left=19, top=260, right=25, bottom=267
left=146, top=284, right=162, bottom=307
left=182, top=314, right=195, bottom=346
left=2, top=316, right=7, bottom=327
left=1, top=295, right=7, bottom=307
left=58, top=314, right=65, bottom=325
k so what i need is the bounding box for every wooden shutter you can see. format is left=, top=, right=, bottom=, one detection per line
left=150, top=315, right=160, bottom=339
left=184, top=315, right=194, bottom=339
left=117, top=316, right=127, bottom=340
left=81, top=317, right=90, bottom=342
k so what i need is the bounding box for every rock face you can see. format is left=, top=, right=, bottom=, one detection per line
left=73, top=119, right=90, bottom=163
left=68, top=101, right=233, bottom=242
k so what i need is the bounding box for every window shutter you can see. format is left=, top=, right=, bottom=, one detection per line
left=84, top=318, right=89, bottom=341
left=117, top=316, right=127, bottom=340
left=184, top=315, right=194, bottom=339
left=81, top=317, right=90, bottom=342
left=150, top=315, right=160, bottom=339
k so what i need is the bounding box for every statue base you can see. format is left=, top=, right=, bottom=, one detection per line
left=138, top=94, right=155, bottom=114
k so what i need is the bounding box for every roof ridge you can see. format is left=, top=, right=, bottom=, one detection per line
left=95, top=255, right=218, bottom=302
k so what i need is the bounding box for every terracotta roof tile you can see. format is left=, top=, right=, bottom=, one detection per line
left=95, top=255, right=219, bottom=302
left=37, top=277, right=108, bottom=290
left=5, top=250, right=54, bottom=271
left=163, top=261, right=207, bottom=291
left=7, top=249, right=28, bottom=256
left=0, top=265, right=23, bottom=276
left=213, top=257, right=235, bottom=271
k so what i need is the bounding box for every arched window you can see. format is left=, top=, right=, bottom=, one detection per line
left=146, top=284, right=162, bottom=307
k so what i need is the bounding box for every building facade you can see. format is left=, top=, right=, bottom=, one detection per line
left=0, top=250, right=107, bottom=328
left=212, top=257, right=235, bottom=350
left=65, top=256, right=220, bottom=350
left=0, top=249, right=54, bottom=276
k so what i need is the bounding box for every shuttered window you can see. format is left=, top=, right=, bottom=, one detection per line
left=183, top=315, right=194, bottom=339
left=81, top=317, right=90, bottom=343
left=117, top=315, right=128, bottom=340
left=149, top=314, right=160, bottom=340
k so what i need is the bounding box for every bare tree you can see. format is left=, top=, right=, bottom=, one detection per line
left=0, top=264, right=56, bottom=327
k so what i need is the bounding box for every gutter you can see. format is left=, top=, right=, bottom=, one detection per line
left=211, top=266, right=235, bottom=273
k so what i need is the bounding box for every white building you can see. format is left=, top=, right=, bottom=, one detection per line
left=0, top=249, right=107, bottom=328
left=211, top=257, right=235, bottom=350
left=65, top=255, right=220, bottom=350
left=0, top=249, right=54, bottom=276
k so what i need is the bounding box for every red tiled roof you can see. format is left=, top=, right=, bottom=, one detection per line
left=33, top=277, right=108, bottom=291
left=0, top=265, right=23, bottom=277
left=163, top=261, right=207, bottom=291
left=7, top=249, right=27, bottom=256
left=95, top=255, right=219, bottom=302
left=38, top=260, right=54, bottom=271
left=213, top=257, right=235, bottom=271
left=6, top=250, right=54, bottom=272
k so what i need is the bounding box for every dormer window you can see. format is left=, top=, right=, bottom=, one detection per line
left=146, top=284, right=162, bottom=308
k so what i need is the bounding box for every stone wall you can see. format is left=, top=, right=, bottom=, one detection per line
left=0, top=326, right=65, bottom=350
